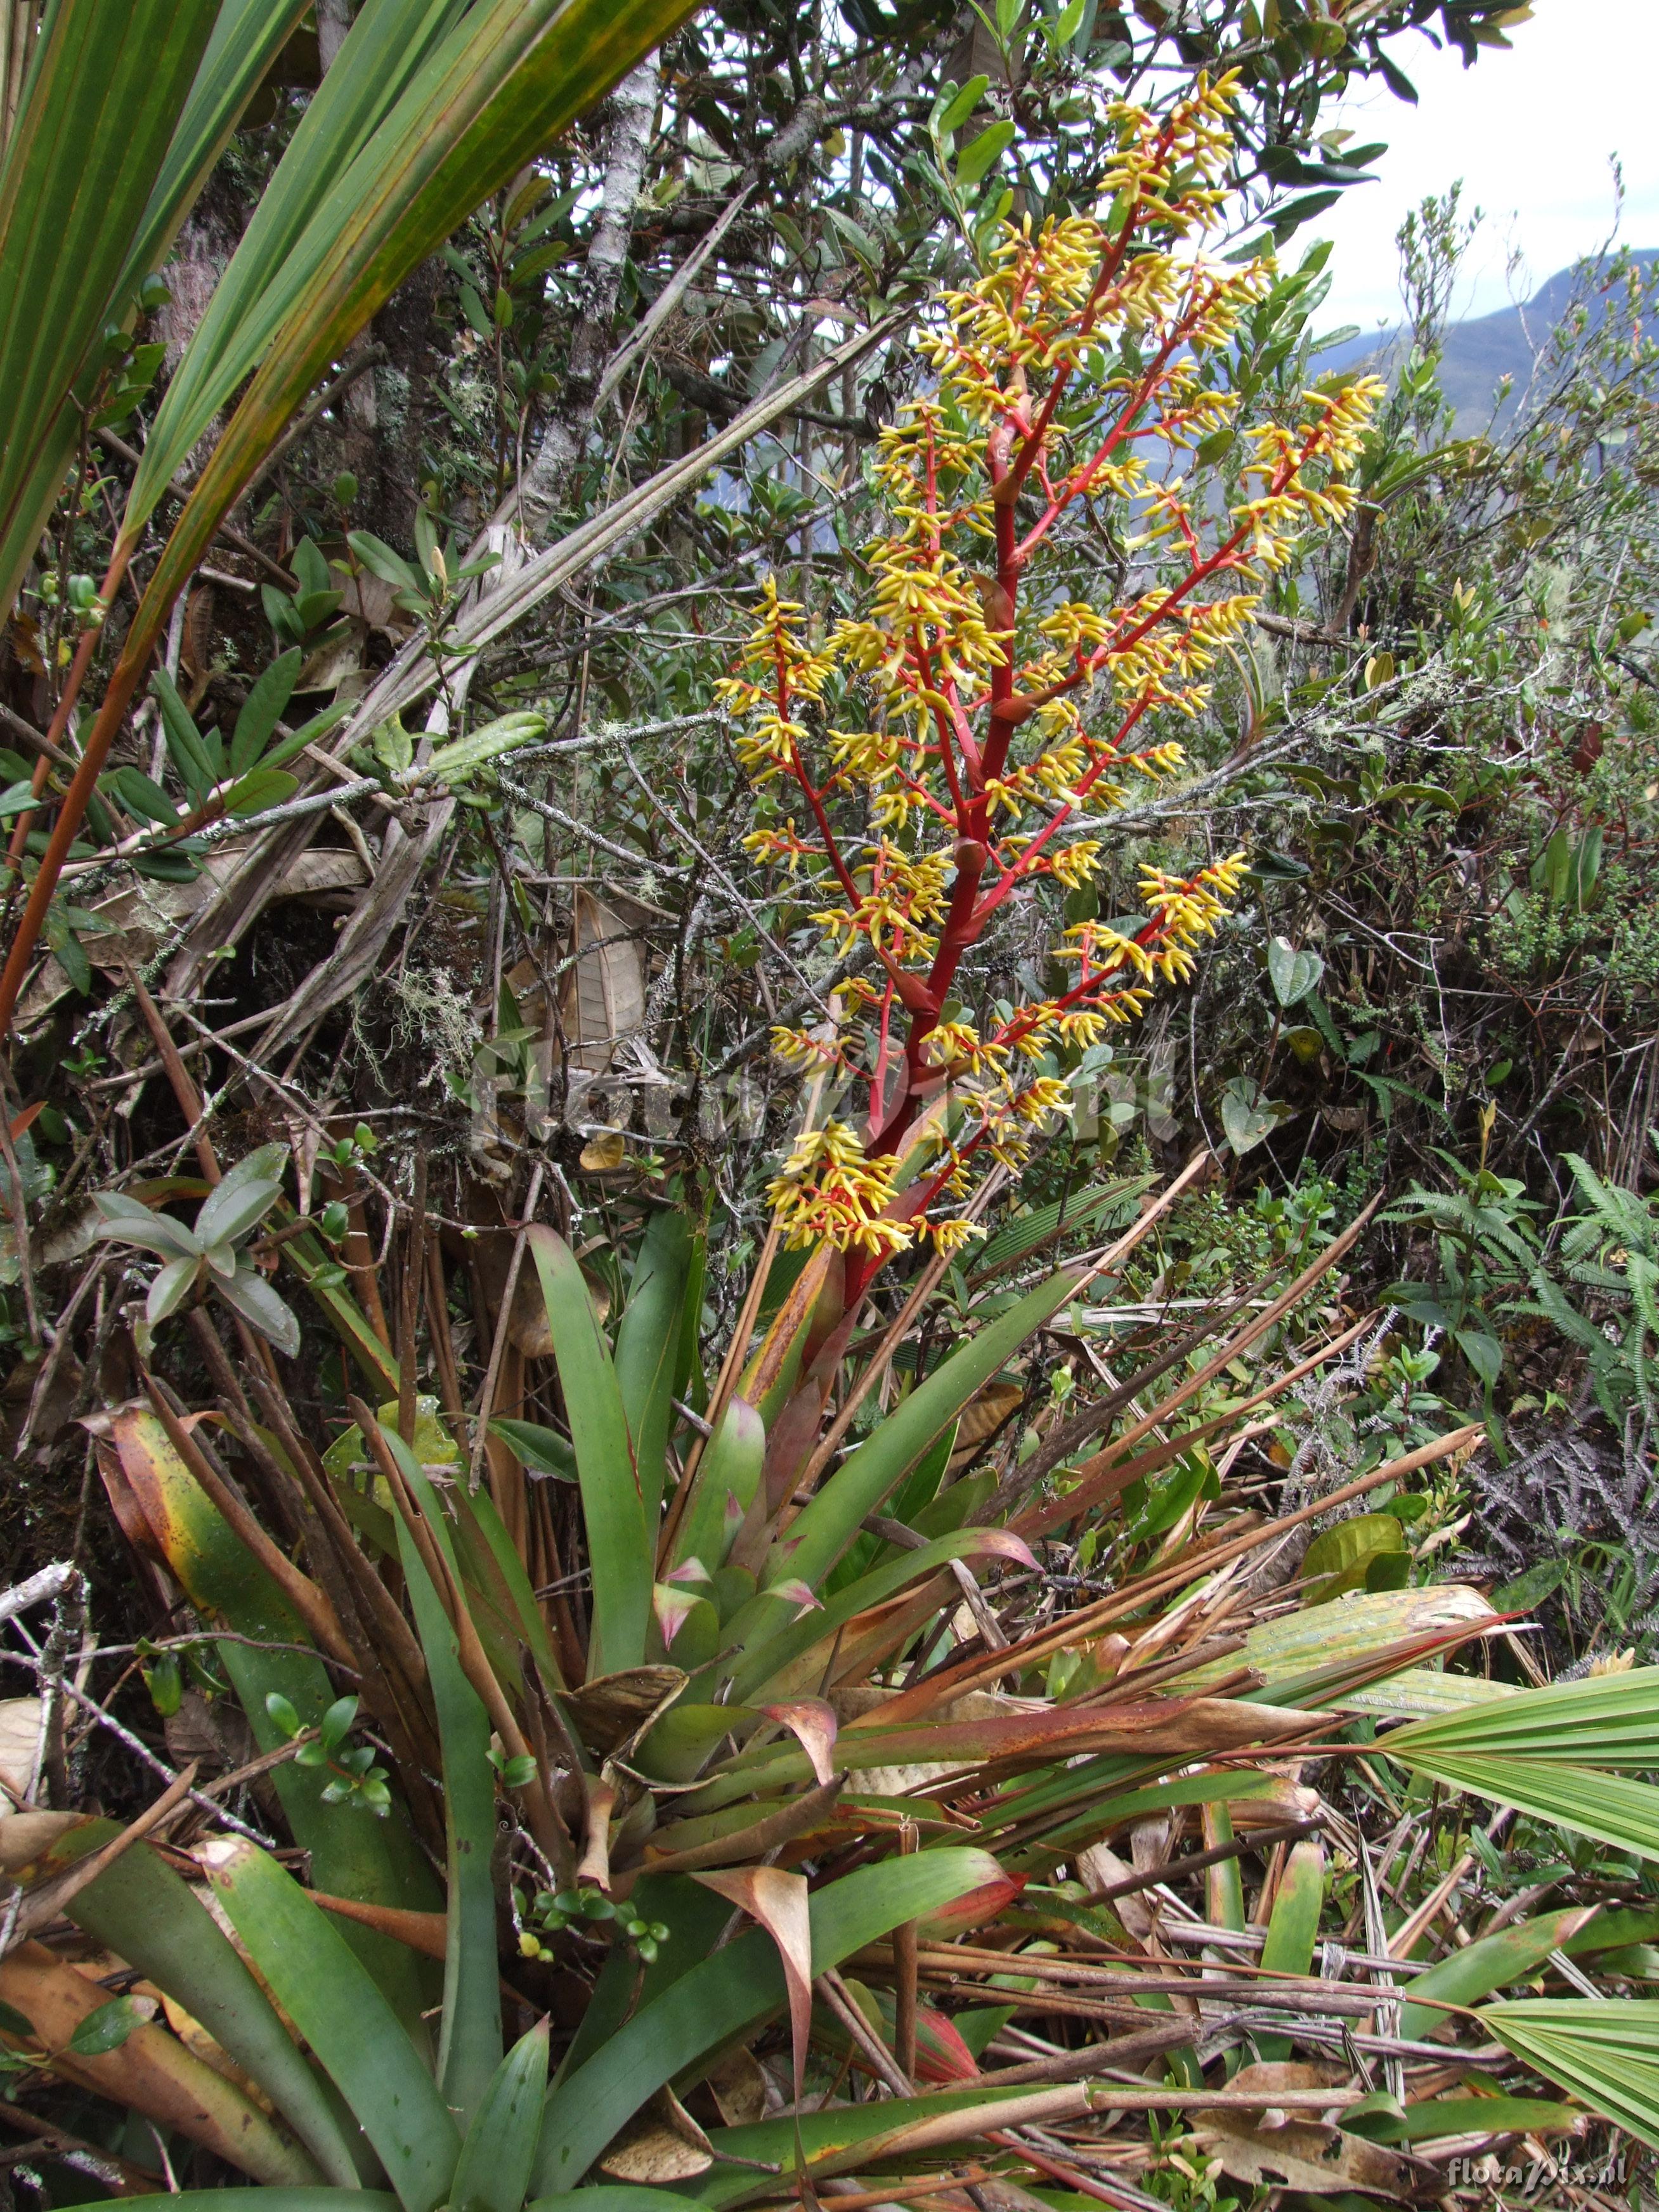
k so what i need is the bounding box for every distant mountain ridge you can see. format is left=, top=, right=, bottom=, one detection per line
left=1316, top=252, right=1659, bottom=427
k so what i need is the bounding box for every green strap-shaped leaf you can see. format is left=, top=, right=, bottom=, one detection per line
left=1386, top=1665, right=1659, bottom=1767
left=1381, top=1665, right=1659, bottom=1861
left=717, top=1523, right=1038, bottom=1714
left=553, top=1876, right=734, bottom=2086
left=999, top=1768, right=1279, bottom=1861
left=1565, top=1906, right=1659, bottom=1957
left=381, top=1425, right=504, bottom=2127
left=122, top=0, right=315, bottom=302
left=449, top=1477, right=568, bottom=1693
left=675, top=1219, right=709, bottom=1402
left=449, top=2019, right=549, bottom=2212
left=205, top=1840, right=462, bottom=2212
left=670, top=1398, right=764, bottom=1576
left=1384, top=1750, right=1659, bottom=1864
left=105, top=1406, right=441, bottom=2022
left=1204, top=1804, right=1246, bottom=1933
left=1400, top=1906, right=1601, bottom=2043
left=968, top=1173, right=1148, bottom=1280
left=529, top=1225, right=651, bottom=1676
left=0, top=0, right=219, bottom=613
left=613, top=1204, right=694, bottom=1528
left=531, top=2196, right=708, bottom=2212
left=1254, top=1837, right=1324, bottom=2061
left=0, top=0, right=308, bottom=613
left=121, top=0, right=696, bottom=630
left=22, top=1817, right=359, bottom=2186
left=665, top=2085, right=1053, bottom=2208
left=769, top=1263, right=1087, bottom=1596
left=1354, top=2096, right=1586, bottom=2144
left=823, top=1419, right=959, bottom=1599
left=531, top=1849, right=999, bottom=2190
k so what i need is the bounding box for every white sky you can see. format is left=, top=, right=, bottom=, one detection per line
left=1308, top=0, right=1659, bottom=335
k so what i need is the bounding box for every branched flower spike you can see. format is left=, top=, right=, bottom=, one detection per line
left=721, top=76, right=1383, bottom=1291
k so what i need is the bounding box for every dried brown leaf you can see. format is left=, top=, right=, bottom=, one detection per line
left=563, top=1666, right=686, bottom=1757
left=954, top=1382, right=1023, bottom=1452
left=1195, top=2112, right=1441, bottom=2201
left=578, top=1132, right=627, bottom=1173
left=705, top=2045, right=769, bottom=2128
left=1195, top=2067, right=1441, bottom=2202
left=560, top=890, right=644, bottom=1073
left=597, top=2087, right=713, bottom=2183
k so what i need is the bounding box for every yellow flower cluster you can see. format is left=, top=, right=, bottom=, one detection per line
left=715, top=82, right=1378, bottom=1273
left=1100, top=71, right=1240, bottom=237
left=765, top=1122, right=909, bottom=1256
left=810, top=841, right=951, bottom=960
left=769, top=1024, right=839, bottom=1074
left=716, top=580, right=835, bottom=781
left=927, top=1215, right=986, bottom=1255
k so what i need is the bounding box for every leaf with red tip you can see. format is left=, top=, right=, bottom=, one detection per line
left=963, top=1528, right=1038, bottom=1571
left=760, top=1699, right=839, bottom=1786
left=915, top=2006, right=982, bottom=2084
left=691, top=1866, right=813, bottom=2098
left=653, top=1584, right=699, bottom=1650
left=918, top=1867, right=1026, bottom=1937
left=764, top=1578, right=823, bottom=1617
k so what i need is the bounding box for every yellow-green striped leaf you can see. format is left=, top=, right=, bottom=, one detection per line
left=0, top=0, right=219, bottom=611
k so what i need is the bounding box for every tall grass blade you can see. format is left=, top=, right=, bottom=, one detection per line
left=129, top=0, right=471, bottom=526
left=0, top=0, right=218, bottom=611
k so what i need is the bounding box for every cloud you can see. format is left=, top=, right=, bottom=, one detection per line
left=1306, top=0, right=1659, bottom=332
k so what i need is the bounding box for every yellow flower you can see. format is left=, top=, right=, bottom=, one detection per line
left=1059, top=921, right=1156, bottom=980
left=1048, top=840, right=1102, bottom=891
left=771, top=1027, right=838, bottom=1072
left=1014, top=1077, right=1072, bottom=1122
left=766, top=1122, right=911, bottom=1256
left=922, top=1018, right=986, bottom=1070
left=1057, top=1008, right=1111, bottom=1048
left=927, top=1216, right=986, bottom=1254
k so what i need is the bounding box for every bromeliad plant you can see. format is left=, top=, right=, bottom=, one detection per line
left=723, top=77, right=1381, bottom=1288
left=0, top=1377, right=1008, bottom=2209
left=12, top=1199, right=1659, bottom=2210
left=12, top=67, right=1659, bottom=2212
